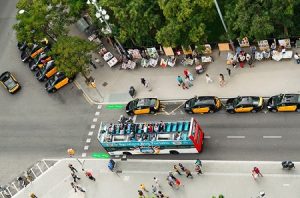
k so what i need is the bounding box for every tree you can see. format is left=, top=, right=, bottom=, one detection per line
left=96, top=0, right=164, bottom=47
left=225, top=0, right=297, bottom=40
left=49, top=36, right=96, bottom=78
left=156, top=0, right=215, bottom=48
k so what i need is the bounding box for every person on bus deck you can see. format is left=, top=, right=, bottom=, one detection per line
left=148, top=124, right=153, bottom=133
left=143, top=133, right=149, bottom=141
left=159, top=121, right=165, bottom=132
left=174, top=132, right=181, bottom=140
left=143, top=123, right=148, bottom=133
left=120, top=125, right=124, bottom=135
left=151, top=134, right=156, bottom=141
left=136, top=134, right=142, bottom=141
left=154, top=123, right=159, bottom=132
left=129, top=132, right=135, bottom=140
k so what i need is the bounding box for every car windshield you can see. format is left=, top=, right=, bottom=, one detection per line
left=48, top=75, right=59, bottom=85
left=273, top=95, right=283, bottom=105
left=3, top=77, right=16, bottom=89
left=190, top=97, right=214, bottom=107
left=233, top=97, right=242, bottom=106
left=136, top=98, right=156, bottom=108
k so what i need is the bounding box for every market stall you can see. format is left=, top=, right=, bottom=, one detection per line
left=272, top=50, right=293, bottom=61
left=182, top=45, right=193, bottom=55
left=128, top=49, right=142, bottom=59
left=163, top=47, right=174, bottom=56
left=278, top=39, right=291, bottom=49
left=103, top=52, right=114, bottom=61
left=258, top=40, right=270, bottom=51
left=107, top=57, right=118, bottom=67
left=238, top=37, right=250, bottom=48
left=122, top=60, right=136, bottom=69
left=146, top=47, right=159, bottom=59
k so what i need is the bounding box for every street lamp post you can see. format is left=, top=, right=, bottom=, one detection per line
left=86, top=0, right=128, bottom=58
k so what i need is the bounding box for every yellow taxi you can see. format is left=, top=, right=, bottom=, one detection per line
left=126, top=98, right=160, bottom=115
left=184, top=96, right=222, bottom=114
left=225, top=96, right=264, bottom=113
left=267, top=94, right=300, bottom=112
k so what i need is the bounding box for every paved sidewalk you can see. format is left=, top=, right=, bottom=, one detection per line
left=69, top=24, right=300, bottom=104
left=15, top=159, right=300, bottom=197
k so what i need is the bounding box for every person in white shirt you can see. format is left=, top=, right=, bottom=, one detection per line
left=294, top=52, right=300, bottom=64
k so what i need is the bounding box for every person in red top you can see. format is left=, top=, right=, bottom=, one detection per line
left=85, top=170, right=96, bottom=181
left=183, top=69, right=189, bottom=78
left=148, top=124, right=153, bottom=133
left=253, top=167, right=263, bottom=177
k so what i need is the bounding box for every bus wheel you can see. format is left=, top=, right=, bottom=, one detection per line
left=123, top=152, right=132, bottom=156
left=169, top=150, right=179, bottom=155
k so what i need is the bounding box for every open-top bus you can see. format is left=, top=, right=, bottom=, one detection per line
left=98, top=117, right=204, bottom=155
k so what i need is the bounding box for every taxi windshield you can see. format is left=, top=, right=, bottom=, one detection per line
left=4, top=77, right=16, bottom=89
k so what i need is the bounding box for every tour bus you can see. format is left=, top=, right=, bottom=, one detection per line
left=98, top=117, right=204, bottom=155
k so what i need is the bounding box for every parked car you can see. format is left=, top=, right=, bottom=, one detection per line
left=226, top=96, right=263, bottom=113
left=267, top=94, right=300, bottom=112
left=184, top=96, right=221, bottom=113
left=126, top=98, right=160, bottom=115
left=45, top=72, right=74, bottom=93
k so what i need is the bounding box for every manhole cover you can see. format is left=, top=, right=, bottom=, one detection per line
left=102, top=82, right=108, bottom=86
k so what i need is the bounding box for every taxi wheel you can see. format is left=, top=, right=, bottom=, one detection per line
left=271, top=109, right=278, bottom=113
left=228, top=110, right=235, bottom=114
left=150, top=110, right=155, bottom=114
left=251, top=109, right=257, bottom=113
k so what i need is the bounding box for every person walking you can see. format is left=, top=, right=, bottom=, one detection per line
left=184, top=168, right=193, bottom=178
left=205, top=74, right=213, bottom=83
left=141, top=78, right=146, bottom=87
left=195, top=165, right=203, bottom=174
left=68, top=164, right=78, bottom=174
left=71, top=172, right=81, bottom=182
left=140, top=184, right=149, bottom=192
left=185, top=77, right=193, bottom=87
left=219, top=74, right=225, bottom=87
left=166, top=176, right=175, bottom=188
left=183, top=69, right=189, bottom=78
left=85, top=170, right=96, bottom=181
left=176, top=76, right=184, bottom=87
left=70, top=182, right=77, bottom=193
left=153, top=177, right=160, bottom=187
left=138, top=190, right=145, bottom=198
left=178, top=163, right=185, bottom=172
left=226, top=68, right=231, bottom=77
left=195, top=159, right=202, bottom=167
left=294, top=52, right=300, bottom=64
left=129, top=86, right=136, bottom=98
left=175, top=177, right=183, bottom=188
left=75, top=184, right=86, bottom=193
left=173, top=165, right=182, bottom=175
left=253, top=167, right=263, bottom=177
left=152, top=185, right=158, bottom=195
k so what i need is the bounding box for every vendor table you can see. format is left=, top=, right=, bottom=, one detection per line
left=201, top=56, right=212, bottom=63
left=103, top=52, right=113, bottom=61
left=107, top=57, right=118, bottom=67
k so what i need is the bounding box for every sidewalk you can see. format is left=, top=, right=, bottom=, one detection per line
left=69, top=24, right=300, bottom=104
left=15, top=159, right=300, bottom=197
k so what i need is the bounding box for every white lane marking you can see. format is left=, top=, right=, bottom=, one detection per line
left=97, top=105, right=102, bottom=109
left=204, top=136, right=211, bottom=139
left=283, top=183, right=290, bottom=187
left=84, top=145, right=89, bottom=150
left=88, top=131, right=94, bottom=136
left=81, top=153, right=86, bottom=157
left=91, top=124, right=96, bottom=129
left=132, top=115, right=137, bottom=123
left=93, top=118, right=98, bottom=122
left=227, top=136, right=245, bottom=139
left=263, top=136, right=282, bottom=139
left=86, top=138, right=91, bottom=143
left=95, top=112, right=100, bottom=116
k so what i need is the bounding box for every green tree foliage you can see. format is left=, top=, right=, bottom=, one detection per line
left=49, top=36, right=96, bottom=78
left=156, top=0, right=215, bottom=47
left=225, top=0, right=297, bottom=40
left=97, top=0, right=164, bottom=47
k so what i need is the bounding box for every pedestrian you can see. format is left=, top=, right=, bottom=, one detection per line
left=246, top=53, right=254, bottom=67
left=166, top=176, right=175, bottom=188
left=75, top=184, right=86, bottom=193
left=184, top=168, right=193, bottom=178
left=138, top=190, right=145, bottom=198
left=30, top=193, right=38, bottom=198
left=158, top=190, right=166, bottom=198
left=253, top=167, right=263, bottom=177
left=85, top=170, right=96, bottom=181
left=176, top=76, right=183, bottom=87
left=205, top=73, right=213, bottom=83
left=173, top=165, right=182, bottom=175
left=153, top=177, right=160, bottom=187
left=178, top=163, right=185, bottom=172
left=226, top=68, right=231, bottom=77
left=195, top=165, right=203, bottom=174
left=140, top=183, right=149, bottom=192
left=175, top=177, right=183, bottom=188
left=70, top=182, right=77, bottom=193
left=17, top=176, right=25, bottom=188
left=168, top=171, right=177, bottom=181
left=152, top=185, right=158, bottom=195
left=188, top=71, right=194, bottom=81
left=219, top=73, right=225, bottom=87
left=185, top=77, right=193, bottom=87
left=90, top=59, right=97, bottom=69
left=294, top=52, right=300, bottom=64
left=183, top=69, right=189, bottom=78
left=129, top=86, right=136, bottom=98
left=68, top=164, right=78, bottom=174
left=141, top=78, right=146, bottom=87
left=71, top=172, right=81, bottom=182
left=195, top=159, right=202, bottom=166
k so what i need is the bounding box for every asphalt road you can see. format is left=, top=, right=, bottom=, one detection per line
left=94, top=101, right=300, bottom=162
left=0, top=0, right=95, bottom=184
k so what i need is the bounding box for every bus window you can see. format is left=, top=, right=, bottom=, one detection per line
left=157, top=134, right=171, bottom=140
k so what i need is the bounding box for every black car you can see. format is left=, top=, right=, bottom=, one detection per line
left=267, top=94, right=300, bottom=112
left=225, top=96, right=263, bottom=113
left=35, top=60, right=56, bottom=81
left=0, top=71, right=21, bottom=94
left=184, top=96, right=221, bottom=114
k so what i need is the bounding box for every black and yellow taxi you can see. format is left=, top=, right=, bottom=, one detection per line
left=35, top=60, right=57, bottom=81
left=225, top=96, right=264, bottom=113
left=184, top=96, right=222, bottom=114
left=0, top=71, right=21, bottom=94
left=126, top=98, right=160, bottom=115
left=45, top=72, right=73, bottom=93
left=267, top=94, right=300, bottom=112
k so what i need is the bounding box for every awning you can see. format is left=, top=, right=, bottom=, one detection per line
left=182, top=46, right=193, bottom=55
left=218, top=43, right=230, bottom=51
left=163, top=47, right=174, bottom=56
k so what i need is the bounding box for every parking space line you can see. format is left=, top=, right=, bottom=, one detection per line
left=263, top=136, right=282, bottom=139
left=88, top=131, right=93, bottom=136
left=84, top=145, right=89, bottom=150
left=91, top=124, right=95, bottom=129
left=97, top=105, right=102, bottom=109
left=227, top=136, right=245, bottom=139
left=170, top=102, right=185, bottom=113
left=81, top=153, right=87, bottom=157
left=95, top=111, right=100, bottom=116
left=93, top=118, right=98, bottom=122
left=204, top=136, right=211, bottom=139
left=86, top=138, right=91, bottom=143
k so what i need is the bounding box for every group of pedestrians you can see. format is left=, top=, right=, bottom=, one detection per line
left=68, top=163, right=96, bottom=194
left=137, top=159, right=203, bottom=198
left=176, top=69, right=194, bottom=89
